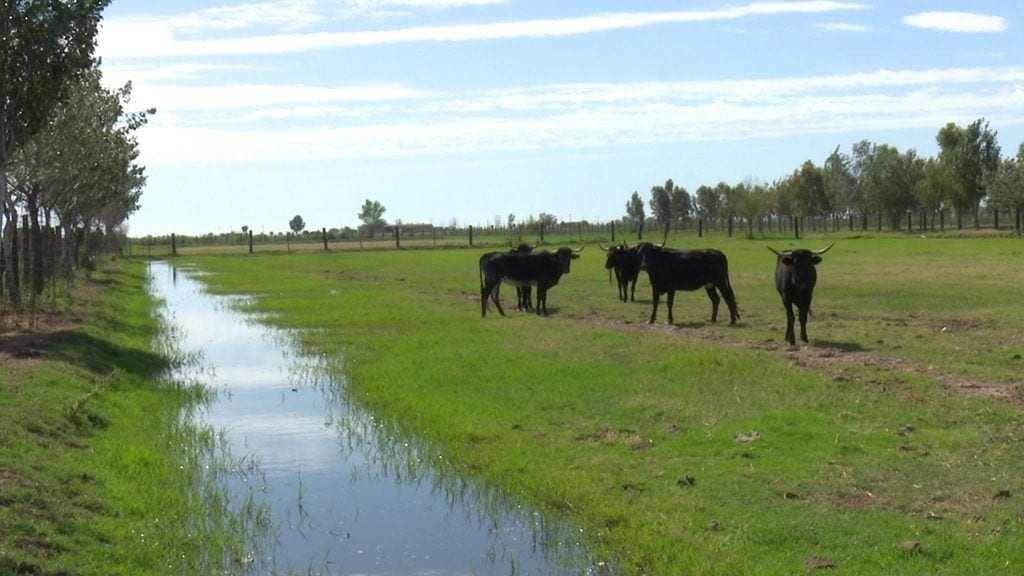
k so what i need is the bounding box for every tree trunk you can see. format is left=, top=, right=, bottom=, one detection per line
left=5, top=207, right=21, bottom=307
left=27, top=189, right=44, bottom=296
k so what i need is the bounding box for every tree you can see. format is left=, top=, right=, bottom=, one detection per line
left=694, top=185, right=719, bottom=224
left=791, top=160, right=827, bottom=218
left=357, top=199, right=386, bottom=236
left=737, top=179, right=768, bottom=237
left=987, top=143, right=1024, bottom=232
left=649, top=180, right=673, bottom=241
left=9, top=68, right=150, bottom=288
left=536, top=212, right=558, bottom=231
left=937, top=119, right=1000, bottom=228
left=914, top=158, right=960, bottom=230
left=626, top=190, right=645, bottom=239
left=669, top=185, right=692, bottom=228
left=860, top=145, right=923, bottom=230
left=289, top=214, right=306, bottom=233
left=823, top=146, right=856, bottom=228
left=2, top=0, right=109, bottom=304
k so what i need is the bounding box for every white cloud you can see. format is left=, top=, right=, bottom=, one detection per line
left=99, top=1, right=870, bottom=59
left=132, top=66, right=1024, bottom=166
left=815, top=21, right=869, bottom=32
left=903, top=11, right=1007, bottom=33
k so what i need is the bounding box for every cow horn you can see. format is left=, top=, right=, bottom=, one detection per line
left=598, top=243, right=608, bottom=251
left=655, top=241, right=666, bottom=248
left=573, top=245, right=586, bottom=253
left=767, top=246, right=786, bottom=257
left=812, top=242, right=835, bottom=256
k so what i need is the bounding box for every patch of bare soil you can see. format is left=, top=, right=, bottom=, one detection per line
left=0, top=309, right=79, bottom=368
left=563, top=311, right=1024, bottom=409
left=780, top=344, right=1023, bottom=407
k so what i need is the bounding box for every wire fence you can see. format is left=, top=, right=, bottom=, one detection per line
left=128, top=210, right=1023, bottom=258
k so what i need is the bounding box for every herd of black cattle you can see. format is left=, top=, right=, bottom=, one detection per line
left=479, top=241, right=835, bottom=346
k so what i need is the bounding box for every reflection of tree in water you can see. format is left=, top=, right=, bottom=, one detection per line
left=289, top=342, right=615, bottom=576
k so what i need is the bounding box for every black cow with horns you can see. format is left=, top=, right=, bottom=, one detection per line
left=480, top=246, right=584, bottom=317
left=636, top=242, right=740, bottom=325
left=600, top=242, right=641, bottom=302
left=768, top=242, right=834, bottom=345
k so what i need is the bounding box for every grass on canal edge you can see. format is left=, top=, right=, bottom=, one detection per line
left=0, top=259, right=260, bottom=576
left=183, top=232, right=1024, bottom=575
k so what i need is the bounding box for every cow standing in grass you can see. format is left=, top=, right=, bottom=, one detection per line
left=510, top=243, right=536, bottom=311
left=600, top=242, right=641, bottom=302
left=636, top=243, right=740, bottom=325
left=769, top=243, right=834, bottom=345
left=480, top=247, right=583, bottom=317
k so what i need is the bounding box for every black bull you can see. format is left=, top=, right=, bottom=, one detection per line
left=600, top=242, right=641, bottom=302
left=480, top=247, right=583, bottom=317
left=636, top=243, right=740, bottom=325
left=769, top=242, right=834, bottom=345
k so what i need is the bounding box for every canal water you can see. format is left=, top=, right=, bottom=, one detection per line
left=148, top=261, right=609, bottom=575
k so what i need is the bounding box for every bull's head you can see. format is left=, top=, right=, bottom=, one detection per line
left=635, top=242, right=663, bottom=271
left=599, top=242, right=632, bottom=270
left=555, top=246, right=584, bottom=273
left=509, top=242, right=536, bottom=253
left=768, top=243, right=834, bottom=289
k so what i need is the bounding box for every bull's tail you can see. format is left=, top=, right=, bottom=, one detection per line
left=721, top=259, right=742, bottom=323
left=479, top=259, right=488, bottom=317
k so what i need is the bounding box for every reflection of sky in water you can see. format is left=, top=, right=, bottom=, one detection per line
left=149, top=262, right=607, bottom=576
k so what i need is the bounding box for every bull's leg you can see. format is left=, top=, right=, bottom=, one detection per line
left=798, top=305, right=810, bottom=343
left=783, top=301, right=796, bottom=345
left=523, top=286, right=533, bottom=311
left=665, top=290, right=675, bottom=325
left=648, top=290, right=661, bottom=324
left=719, top=284, right=740, bottom=325
left=629, top=278, right=637, bottom=302
left=615, top=271, right=626, bottom=301
left=482, top=280, right=506, bottom=317
left=536, top=287, right=547, bottom=316
left=705, top=286, right=720, bottom=322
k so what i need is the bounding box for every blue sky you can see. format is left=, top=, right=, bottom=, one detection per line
left=97, top=1, right=1024, bottom=236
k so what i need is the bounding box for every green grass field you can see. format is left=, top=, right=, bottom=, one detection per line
left=175, top=231, right=1024, bottom=575
left=8, top=232, right=1021, bottom=574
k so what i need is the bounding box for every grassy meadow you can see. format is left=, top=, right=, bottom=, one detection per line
left=174, top=231, right=1024, bottom=575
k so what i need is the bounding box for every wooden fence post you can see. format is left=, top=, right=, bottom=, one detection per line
left=171, top=233, right=177, bottom=256
left=248, top=230, right=254, bottom=254
left=394, top=225, right=401, bottom=249
left=322, top=227, right=328, bottom=251
left=469, top=225, right=474, bottom=246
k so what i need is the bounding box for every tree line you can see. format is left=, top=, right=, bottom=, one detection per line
left=623, top=119, right=1024, bottom=240
left=2, top=1, right=148, bottom=310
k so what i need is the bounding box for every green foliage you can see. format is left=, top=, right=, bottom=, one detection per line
left=185, top=234, right=1024, bottom=574
left=625, top=190, right=645, bottom=224
left=357, top=198, right=387, bottom=228
left=289, top=213, right=306, bottom=233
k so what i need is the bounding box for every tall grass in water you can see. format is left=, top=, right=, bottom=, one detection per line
left=150, top=278, right=276, bottom=575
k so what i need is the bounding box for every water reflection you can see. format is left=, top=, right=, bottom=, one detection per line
left=149, top=261, right=611, bottom=576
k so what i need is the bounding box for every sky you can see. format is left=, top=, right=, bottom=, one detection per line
left=96, top=0, right=1024, bottom=237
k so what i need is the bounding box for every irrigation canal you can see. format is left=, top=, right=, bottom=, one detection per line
left=148, top=261, right=610, bottom=575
